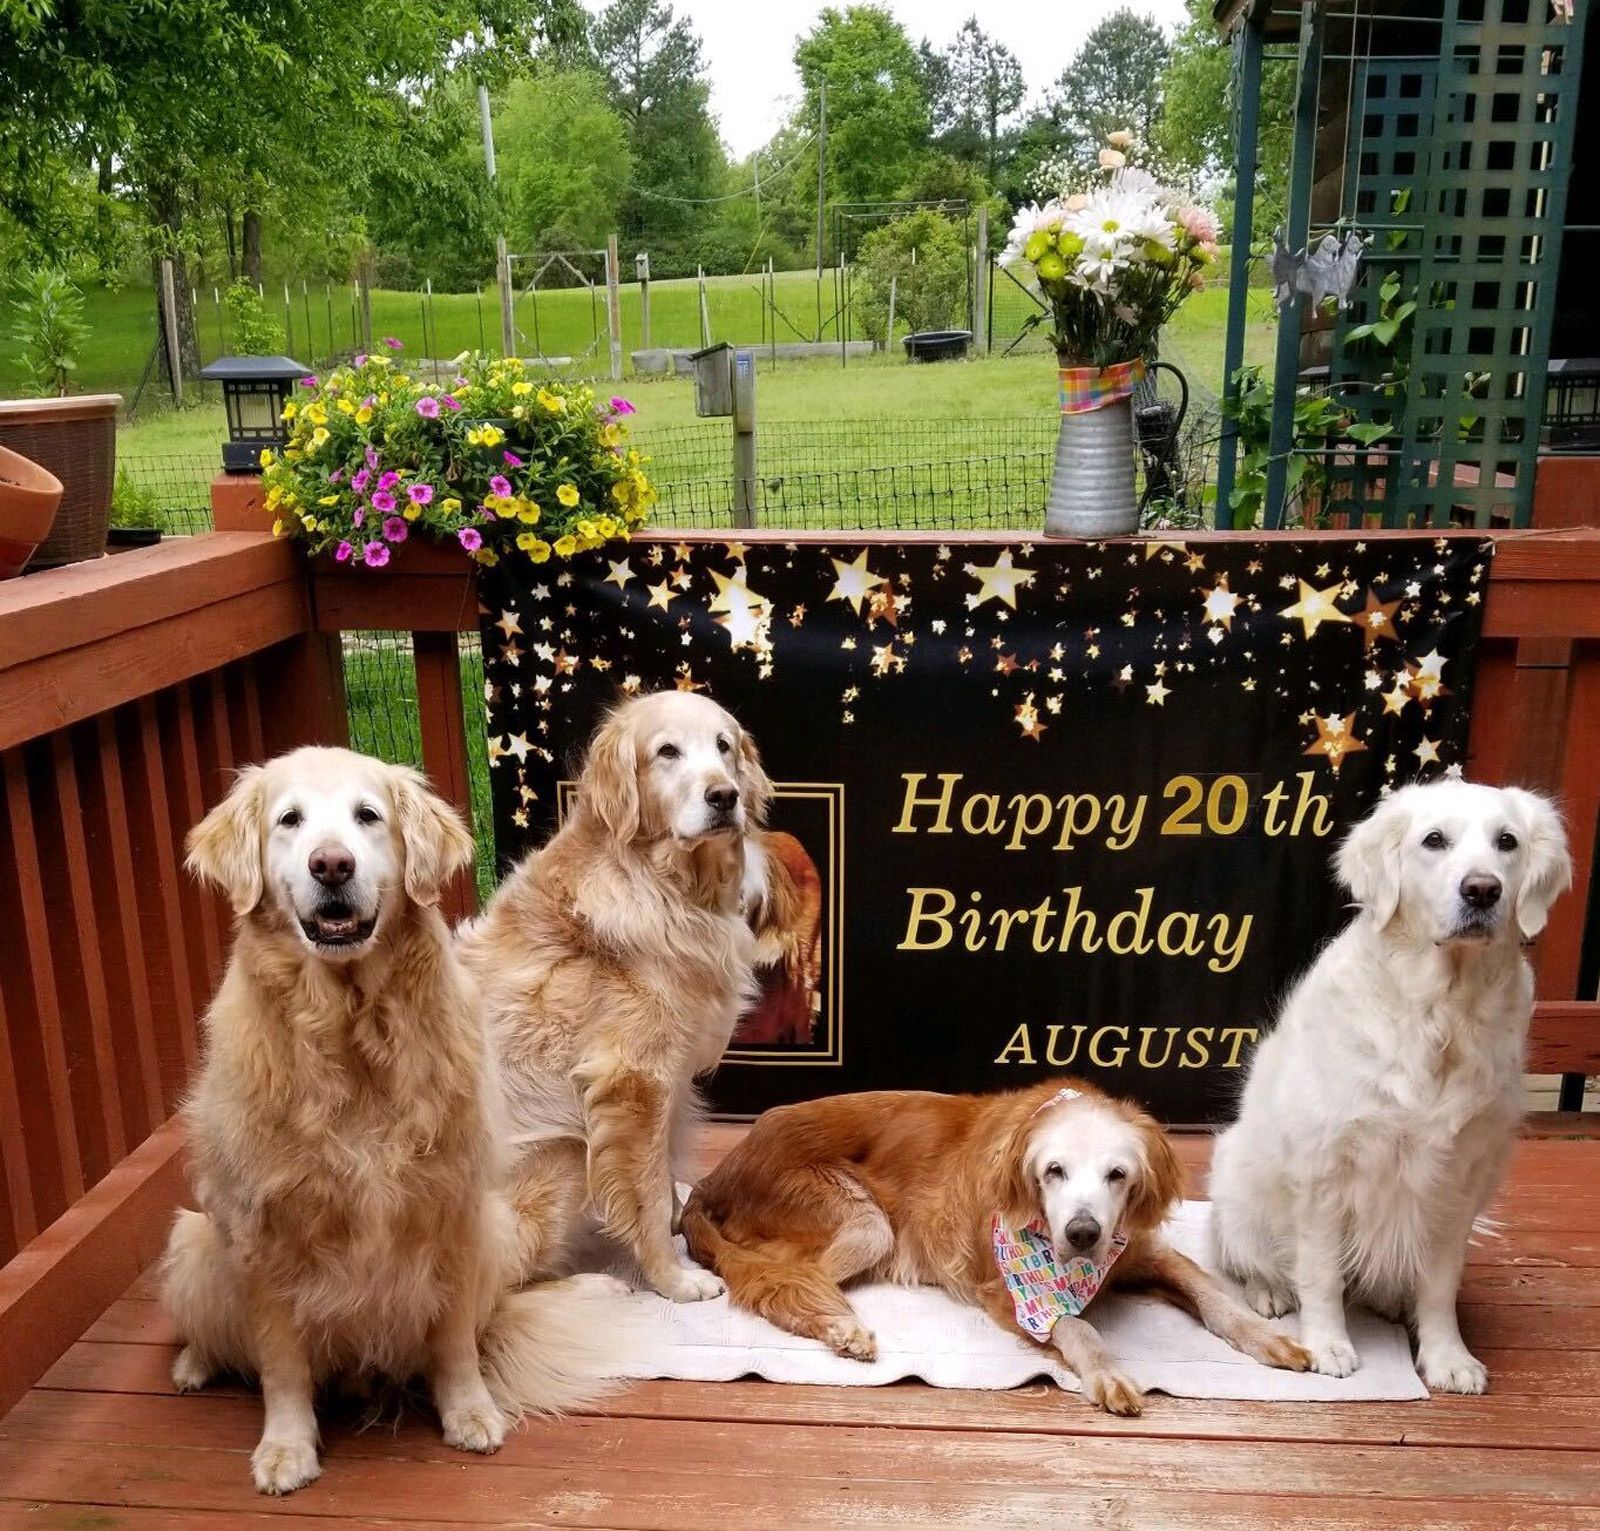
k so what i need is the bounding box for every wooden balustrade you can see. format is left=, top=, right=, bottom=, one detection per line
left=1, top=520, right=1599, bottom=1420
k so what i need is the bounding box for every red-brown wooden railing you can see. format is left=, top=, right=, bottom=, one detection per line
left=2, top=517, right=1598, bottom=1422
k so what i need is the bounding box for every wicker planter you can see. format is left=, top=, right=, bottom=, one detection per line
left=0, top=443, right=64, bottom=578
left=0, top=394, right=121, bottom=568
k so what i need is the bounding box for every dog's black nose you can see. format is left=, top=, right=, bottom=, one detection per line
left=1063, top=1214, right=1101, bottom=1253
left=1461, top=874, right=1502, bottom=910
left=309, top=844, right=356, bottom=888
left=705, top=784, right=739, bottom=813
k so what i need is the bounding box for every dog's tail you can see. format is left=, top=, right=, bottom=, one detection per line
left=681, top=1199, right=850, bottom=1334
left=479, top=1274, right=660, bottom=1417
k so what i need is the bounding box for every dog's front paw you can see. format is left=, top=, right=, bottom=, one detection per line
left=442, top=1400, right=509, bottom=1454
left=659, top=1265, right=726, bottom=1303
left=251, top=1435, right=322, bottom=1495
left=1419, top=1345, right=1488, bottom=1395
left=1251, top=1330, right=1313, bottom=1372
left=1305, top=1336, right=1361, bottom=1378
left=1245, top=1279, right=1296, bottom=1319
left=822, top=1318, right=877, bottom=1362
left=171, top=1345, right=212, bottom=1393
left=1083, top=1369, right=1144, bottom=1416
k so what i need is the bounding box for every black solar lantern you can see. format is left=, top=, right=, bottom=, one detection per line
left=199, top=355, right=313, bottom=473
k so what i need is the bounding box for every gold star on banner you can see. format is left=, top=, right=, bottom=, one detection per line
left=871, top=643, right=903, bottom=677
left=965, top=551, right=1035, bottom=610
left=622, top=674, right=642, bottom=695
left=789, top=604, right=807, bottom=626
left=670, top=565, right=693, bottom=591
left=553, top=649, right=579, bottom=675
left=1202, top=578, right=1243, bottom=630
left=1015, top=693, right=1047, bottom=741
left=646, top=580, right=673, bottom=611
left=506, top=732, right=532, bottom=764
left=1406, top=650, right=1449, bottom=703
left=646, top=546, right=665, bottom=567
left=672, top=541, right=693, bottom=561
left=1304, top=713, right=1367, bottom=771
left=995, top=652, right=1020, bottom=675
left=1280, top=580, right=1352, bottom=639
left=486, top=736, right=507, bottom=765
left=603, top=559, right=634, bottom=592
left=674, top=665, right=705, bottom=692
left=1247, top=559, right=1263, bottom=575
left=1357, top=589, right=1402, bottom=649
left=494, top=610, right=522, bottom=640
left=1142, top=540, right=1188, bottom=561
left=957, top=646, right=973, bottom=665
left=827, top=549, right=887, bottom=614
left=866, top=586, right=905, bottom=628
left=725, top=541, right=747, bottom=561
left=1145, top=677, right=1171, bottom=706
left=1414, top=737, right=1441, bottom=766
left=716, top=601, right=766, bottom=651
left=1185, top=552, right=1207, bottom=573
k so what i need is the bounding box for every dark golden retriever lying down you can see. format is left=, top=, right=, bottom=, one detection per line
left=684, top=1079, right=1311, bottom=1414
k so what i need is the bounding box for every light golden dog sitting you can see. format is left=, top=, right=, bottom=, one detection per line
left=162, top=747, right=637, bottom=1496
left=461, top=691, right=771, bottom=1302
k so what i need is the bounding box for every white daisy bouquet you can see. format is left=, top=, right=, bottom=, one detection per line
left=1002, top=133, right=1220, bottom=370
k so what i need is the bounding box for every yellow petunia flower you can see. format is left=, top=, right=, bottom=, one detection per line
left=553, top=534, right=577, bottom=558
left=441, top=497, right=462, bottom=516
left=337, top=398, right=355, bottom=415
left=403, top=504, right=421, bottom=521
left=260, top=447, right=276, bottom=468
left=281, top=403, right=297, bottom=422
left=355, top=406, right=373, bottom=425
left=467, top=424, right=505, bottom=449
left=473, top=547, right=500, bottom=566
left=537, top=388, right=565, bottom=414
left=527, top=540, right=551, bottom=562
left=598, top=423, right=621, bottom=449
left=610, top=481, right=631, bottom=505
left=516, top=501, right=541, bottom=525
left=557, top=482, right=580, bottom=507
left=597, top=516, right=619, bottom=538
left=271, top=518, right=285, bottom=536
left=306, top=403, right=328, bottom=426
left=512, top=381, right=533, bottom=396
left=310, top=427, right=331, bottom=450
left=318, top=495, right=338, bottom=506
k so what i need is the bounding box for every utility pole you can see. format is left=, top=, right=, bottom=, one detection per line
left=815, top=82, right=827, bottom=277
left=479, top=82, right=514, bottom=357
left=752, top=150, right=760, bottom=215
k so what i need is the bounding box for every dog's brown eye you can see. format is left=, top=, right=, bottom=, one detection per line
left=717, top=737, right=732, bottom=755
left=1497, top=831, right=1518, bottom=852
left=355, top=805, right=382, bottom=826
left=1422, top=830, right=1447, bottom=850
left=1106, top=1167, right=1127, bottom=1184
left=1043, top=1162, right=1064, bottom=1182
left=657, top=743, right=680, bottom=760
left=278, top=809, right=302, bottom=829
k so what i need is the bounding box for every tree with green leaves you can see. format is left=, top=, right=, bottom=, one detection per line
left=927, top=17, right=1024, bottom=178
left=592, top=0, right=725, bottom=251
left=794, top=6, right=930, bottom=208
left=1045, top=9, right=1171, bottom=174
left=495, top=68, right=634, bottom=254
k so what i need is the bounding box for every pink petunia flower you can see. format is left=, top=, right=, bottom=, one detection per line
left=609, top=396, right=636, bottom=415
left=383, top=337, right=403, bottom=350
left=353, top=506, right=366, bottom=527
left=371, top=490, right=397, bottom=513
left=383, top=516, right=408, bottom=543
left=502, top=451, right=524, bottom=467
left=365, top=445, right=380, bottom=470
left=377, top=470, right=400, bottom=491
left=352, top=467, right=371, bottom=492
left=489, top=475, right=512, bottom=499
left=416, top=396, right=440, bottom=419
left=328, top=468, right=345, bottom=485
left=354, top=354, right=368, bottom=367
left=441, top=394, right=462, bottom=412
left=335, top=541, right=353, bottom=562
left=300, top=376, right=319, bottom=389
left=458, top=527, right=483, bottom=551
left=363, top=542, right=391, bottom=567
left=408, top=483, right=433, bottom=505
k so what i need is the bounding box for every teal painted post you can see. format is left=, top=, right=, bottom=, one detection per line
left=1213, top=12, right=1265, bottom=530
left=1263, top=0, right=1324, bottom=530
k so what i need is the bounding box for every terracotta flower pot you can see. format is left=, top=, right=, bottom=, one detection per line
left=0, top=442, right=65, bottom=578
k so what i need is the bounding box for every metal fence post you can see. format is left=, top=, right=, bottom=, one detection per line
left=731, top=348, right=758, bottom=529
left=974, top=206, right=989, bottom=353
left=698, top=266, right=711, bottom=349
left=159, top=259, right=183, bottom=405
left=605, top=233, right=624, bottom=382
left=497, top=236, right=515, bottom=357
left=636, top=250, right=651, bottom=351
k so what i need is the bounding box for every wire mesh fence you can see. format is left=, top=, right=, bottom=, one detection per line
left=119, top=456, right=217, bottom=535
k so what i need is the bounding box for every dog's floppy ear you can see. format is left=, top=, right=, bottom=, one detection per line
left=186, top=766, right=267, bottom=915
left=391, top=767, right=475, bottom=907
left=1336, top=792, right=1407, bottom=930
left=993, top=1104, right=1043, bottom=1226
left=736, top=727, right=773, bottom=828
left=581, top=708, right=640, bottom=843
left=1504, top=788, right=1573, bottom=940
left=1124, top=1111, right=1185, bottom=1234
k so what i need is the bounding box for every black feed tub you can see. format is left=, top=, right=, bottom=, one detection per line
left=902, top=329, right=972, bottom=363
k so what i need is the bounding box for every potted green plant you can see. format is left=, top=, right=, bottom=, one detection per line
left=0, top=268, right=120, bottom=567
left=108, top=465, right=164, bottom=548
left=260, top=344, right=654, bottom=568
left=0, top=443, right=65, bottom=578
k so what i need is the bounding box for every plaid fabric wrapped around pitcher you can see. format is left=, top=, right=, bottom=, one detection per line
left=1057, top=359, right=1146, bottom=416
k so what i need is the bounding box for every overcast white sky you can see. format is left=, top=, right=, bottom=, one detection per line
left=584, top=1, right=1193, bottom=158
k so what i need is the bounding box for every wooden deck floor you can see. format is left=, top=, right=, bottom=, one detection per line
left=3, top=1131, right=1599, bottom=1529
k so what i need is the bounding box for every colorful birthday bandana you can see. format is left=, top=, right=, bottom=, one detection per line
left=1057, top=358, right=1146, bottom=415
left=992, top=1215, right=1129, bottom=1339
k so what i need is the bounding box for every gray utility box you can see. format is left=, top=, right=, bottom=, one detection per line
left=689, top=341, right=735, bottom=417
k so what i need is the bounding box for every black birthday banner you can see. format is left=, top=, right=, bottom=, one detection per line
left=478, top=532, right=1492, bottom=1123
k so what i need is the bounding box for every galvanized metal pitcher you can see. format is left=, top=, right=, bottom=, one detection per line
left=1044, top=360, right=1143, bottom=539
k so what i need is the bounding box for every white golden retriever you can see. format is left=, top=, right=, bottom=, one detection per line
left=1209, top=780, right=1571, bottom=1392
left=162, top=747, right=640, bottom=1495
left=461, top=691, right=772, bottom=1304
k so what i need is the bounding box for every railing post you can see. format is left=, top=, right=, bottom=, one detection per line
left=413, top=631, right=477, bottom=921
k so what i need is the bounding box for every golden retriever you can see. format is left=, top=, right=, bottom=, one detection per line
left=1210, top=780, right=1571, bottom=1391
left=461, top=691, right=772, bottom=1303
left=738, top=829, right=824, bottom=1046
left=161, top=747, right=639, bottom=1495
left=683, top=1079, right=1310, bottom=1413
